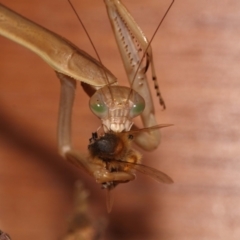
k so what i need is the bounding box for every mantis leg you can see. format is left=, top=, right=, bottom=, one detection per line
left=57, top=72, right=135, bottom=183
left=0, top=3, right=117, bottom=87
left=104, top=0, right=167, bottom=151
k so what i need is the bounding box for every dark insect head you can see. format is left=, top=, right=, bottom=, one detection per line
left=88, top=132, right=125, bottom=160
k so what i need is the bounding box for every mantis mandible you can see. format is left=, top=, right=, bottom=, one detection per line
left=0, top=0, right=174, bottom=211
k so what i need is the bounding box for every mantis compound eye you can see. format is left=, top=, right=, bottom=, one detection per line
left=129, top=101, right=145, bottom=118
left=89, top=95, right=108, bottom=119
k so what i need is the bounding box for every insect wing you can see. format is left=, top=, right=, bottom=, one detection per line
left=119, top=161, right=173, bottom=184
left=126, top=123, right=173, bottom=135
left=134, top=163, right=173, bottom=184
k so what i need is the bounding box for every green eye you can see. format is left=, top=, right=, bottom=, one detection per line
left=91, top=102, right=107, bottom=114
left=89, top=99, right=108, bottom=118
left=89, top=90, right=109, bottom=119
left=129, top=97, right=145, bottom=118
left=131, top=102, right=145, bottom=115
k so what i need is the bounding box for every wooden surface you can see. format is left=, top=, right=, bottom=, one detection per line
left=0, top=0, right=240, bottom=239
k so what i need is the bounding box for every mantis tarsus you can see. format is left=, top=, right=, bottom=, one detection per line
left=0, top=0, right=174, bottom=211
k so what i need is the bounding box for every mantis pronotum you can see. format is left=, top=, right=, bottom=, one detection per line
left=0, top=0, right=174, bottom=211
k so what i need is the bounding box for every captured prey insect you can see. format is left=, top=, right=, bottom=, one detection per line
left=0, top=0, right=174, bottom=211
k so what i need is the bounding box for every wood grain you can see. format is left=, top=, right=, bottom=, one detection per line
left=0, top=0, right=239, bottom=239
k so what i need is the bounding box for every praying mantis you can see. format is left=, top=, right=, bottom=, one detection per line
left=0, top=0, right=174, bottom=211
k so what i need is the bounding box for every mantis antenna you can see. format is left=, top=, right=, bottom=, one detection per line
left=127, top=0, right=175, bottom=108
left=67, top=0, right=113, bottom=88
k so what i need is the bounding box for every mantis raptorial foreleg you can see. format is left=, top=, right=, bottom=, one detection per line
left=0, top=4, right=117, bottom=87
left=104, top=0, right=164, bottom=150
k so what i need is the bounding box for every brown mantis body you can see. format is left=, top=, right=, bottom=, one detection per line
left=0, top=0, right=174, bottom=211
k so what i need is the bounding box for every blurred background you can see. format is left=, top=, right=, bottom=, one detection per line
left=0, top=0, right=240, bottom=239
